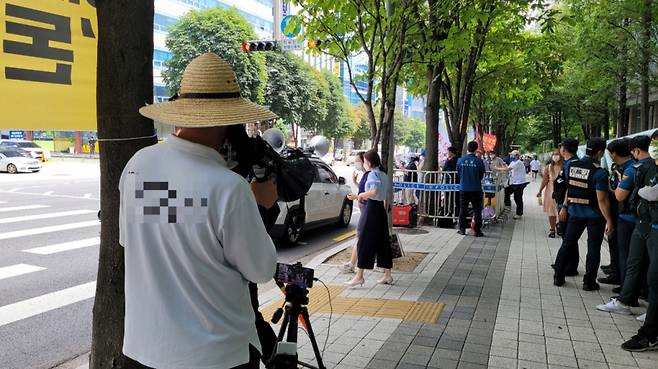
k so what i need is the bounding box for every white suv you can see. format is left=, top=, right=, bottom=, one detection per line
left=269, top=157, right=353, bottom=245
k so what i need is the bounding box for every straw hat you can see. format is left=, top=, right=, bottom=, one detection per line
left=510, top=150, right=520, bottom=156
left=139, top=53, right=277, bottom=127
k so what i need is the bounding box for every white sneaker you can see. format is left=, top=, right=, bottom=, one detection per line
left=341, top=262, right=355, bottom=273
left=637, top=313, right=646, bottom=322
left=513, top=215, right=522, bottom=220
left=596, top=298, right=632, bottom=315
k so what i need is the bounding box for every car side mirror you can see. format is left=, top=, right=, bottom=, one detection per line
left=338, top=177, right=346, bottom=185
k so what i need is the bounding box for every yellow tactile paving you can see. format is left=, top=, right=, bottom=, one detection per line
left=260, top=285, right=444, bottom=324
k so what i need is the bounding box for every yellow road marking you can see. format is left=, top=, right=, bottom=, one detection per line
left=333, top=230, right=356, bottom=242
left=260, top=285, right=444, bottom=324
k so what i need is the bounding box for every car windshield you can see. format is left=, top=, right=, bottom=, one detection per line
left=16, top=142, right=40, bottom=148
left=0, top=150, right=25, bottom=158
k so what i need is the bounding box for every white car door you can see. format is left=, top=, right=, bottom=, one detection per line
left=316, top=164, right=343, bottom=220
left=303, top=165, right=324, bottom=223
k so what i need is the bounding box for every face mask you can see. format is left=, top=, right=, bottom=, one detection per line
left=355, top=162, right=364, bottom=171
left=552, top=155, right=560, bottom=162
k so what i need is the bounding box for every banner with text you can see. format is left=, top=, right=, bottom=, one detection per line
left=0, top=0, right=98, bottom=131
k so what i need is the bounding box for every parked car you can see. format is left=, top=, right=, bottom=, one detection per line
left=334, top=149, right=344, bottom=161
left=269, top=157, right=352, bottom=245
left=0, top=150, right=42, bottom=173
left=346, top=150, right=367, bottom=166
left=0, top=140, right=51, bottom=161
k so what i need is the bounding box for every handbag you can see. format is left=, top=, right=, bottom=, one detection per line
left=389, top=233, right=405, bottom=259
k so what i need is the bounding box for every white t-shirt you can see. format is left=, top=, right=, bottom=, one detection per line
left=509, top=160, right=528, bottom=185
left=530, top=159, right=541, bottom=171
left=118, top=135, right=277, bottom=369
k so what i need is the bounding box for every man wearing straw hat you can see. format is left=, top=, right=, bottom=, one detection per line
left=119, top=53, right=279, bottom=369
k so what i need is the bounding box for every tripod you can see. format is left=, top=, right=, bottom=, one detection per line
left=268, top=284, right=326, bottom=369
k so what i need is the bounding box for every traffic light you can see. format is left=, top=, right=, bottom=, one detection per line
left=307, top=39, right=322, bottom=49
left=242, top=40, right=277, bottom=52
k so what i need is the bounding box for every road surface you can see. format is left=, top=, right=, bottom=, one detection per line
left=0, top=159, right=359, bottom=369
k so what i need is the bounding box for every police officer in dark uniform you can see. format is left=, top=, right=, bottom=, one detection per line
left=596, top=136, right=658, bottom=351
left=553, top=137, right=614, bottom=290
left=596, top=135, right=658, bottom=351
left=597, top=139, right=631, bottom=286
left=552, top=138, right=580, bottom=274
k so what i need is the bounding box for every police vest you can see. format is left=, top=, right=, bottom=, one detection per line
left=553, top=157, right=577, bottom=204
left=566, top=160, right=601, bottom=208
left=635, top=161, right=658, bottom=223
left=629, top=160, right=656, bottom=216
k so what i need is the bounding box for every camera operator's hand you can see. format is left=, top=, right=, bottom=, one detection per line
left=251, top=177, right=278, bottom=209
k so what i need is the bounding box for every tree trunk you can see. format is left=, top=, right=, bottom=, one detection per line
left=424, top=64, right=442, bottom=171
left=639, top=0, right=652, bottom=131
left=91, top=1, right=156, bottom=368
left=603, top=107, right=610, bottom=140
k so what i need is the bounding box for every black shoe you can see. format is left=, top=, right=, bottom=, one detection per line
left=583, top=282, right=600, bottom=291
left=601, top=264, right=612, bottom=273
left=611, top=296, right=640, bottom=307
left=597, top=275, right=620, bottom=285
left=612, top=286, right=622, bottom=294
left=457, top=229, right=466, bottom=236
left=621, top=335, right=658, bottom=352
left=548, top=230, right=556, bottom=238
left=553, top=275, right=565, bottom=287
left=474, top=231, right=484, bottom=237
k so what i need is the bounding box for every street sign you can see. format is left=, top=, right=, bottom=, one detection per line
left=278, top=38, right=304, bottom=51
left=280, top=15, right=300, bottom=39
left=9, top=130, right=24, bottom=140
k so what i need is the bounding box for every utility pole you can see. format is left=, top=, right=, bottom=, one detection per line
left=273, top=0, right=284, bottom=40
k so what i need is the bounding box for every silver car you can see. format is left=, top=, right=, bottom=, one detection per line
left=0, top=150, right=42, bottom=173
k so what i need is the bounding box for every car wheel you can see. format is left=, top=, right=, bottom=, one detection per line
left=337, top=199, right=353, bottom=227
left=282, top=208, right=304, bottom=246
left=7, top=163, right=17, bottom=174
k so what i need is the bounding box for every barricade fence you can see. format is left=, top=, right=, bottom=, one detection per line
left=392, top=169, right=507, bottom=226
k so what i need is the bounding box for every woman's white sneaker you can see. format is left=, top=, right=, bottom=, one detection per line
left=637, top=313, right=646, bottom=322
left=596, top=298, right=632, bottom=315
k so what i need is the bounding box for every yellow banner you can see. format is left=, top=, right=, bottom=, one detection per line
left=0, top=0, right=97, bottom=131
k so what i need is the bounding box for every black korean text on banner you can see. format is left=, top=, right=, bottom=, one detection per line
left=0, top=0, right=98, bottom=131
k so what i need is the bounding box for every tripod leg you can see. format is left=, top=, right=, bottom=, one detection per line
left=300, top=307, right=326, bottom=369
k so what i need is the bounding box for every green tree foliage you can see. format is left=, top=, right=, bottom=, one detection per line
left=321, top=70, right=353, bottom=138
left=162, top=8, right=267, bottom=103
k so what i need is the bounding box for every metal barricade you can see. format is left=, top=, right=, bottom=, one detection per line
left=392, top=169, right=506, bottom=226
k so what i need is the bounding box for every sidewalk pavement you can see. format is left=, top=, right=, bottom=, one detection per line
left=59, top=180, right=657, bottom=369
left=264, top=180, right=657, bottom=369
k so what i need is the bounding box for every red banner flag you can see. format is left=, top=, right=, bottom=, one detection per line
left=483, top=133, right=497, bottom=152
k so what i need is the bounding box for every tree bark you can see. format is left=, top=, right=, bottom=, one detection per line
left=639, top=0, right=652, bottom=131
left=424, top=64, right=443, bottom=171
left=91, top=1, right=156, bottom=368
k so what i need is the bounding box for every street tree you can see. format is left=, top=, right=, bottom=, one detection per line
left=291, top=0, right=419, bottom=171
left=91, top=1, right=157, bottom=368
left=162, top=8, right=267, bottom=103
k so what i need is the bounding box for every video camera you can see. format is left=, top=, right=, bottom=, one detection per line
left=274, top=262, right=314, bottom=289
left=223, top=125, right=315, bottom=202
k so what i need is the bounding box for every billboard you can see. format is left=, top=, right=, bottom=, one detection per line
left=0, top=0, right=98, bottom=131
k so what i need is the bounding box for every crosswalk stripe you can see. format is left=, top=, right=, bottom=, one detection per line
left=0, top=210, right=97, bottom=224
left=0, top=264, right=46, bottom=281
left=0, top=281, right=96, bottom=327
left=0, top=220, right=98, bottom=240
left=0, top=205, right=49, bottom=213
left=23, top=237, right=100, bottom=255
